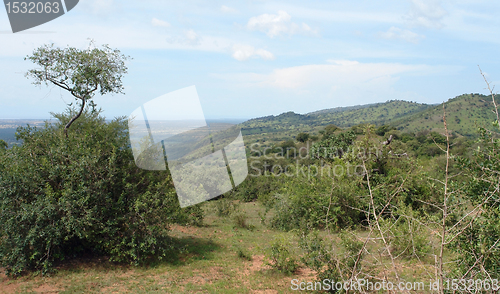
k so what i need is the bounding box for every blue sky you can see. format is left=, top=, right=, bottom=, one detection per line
left=1, top=0, right=500, bottom=119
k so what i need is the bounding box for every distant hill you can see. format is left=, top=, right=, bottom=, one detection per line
left=240, top=100, right=433, bottom=146
left=309, top=100, right=433, bottom=127
left=391, top=93, right=500, bottom=137
left=239, top=94, right=499, bottom=146
left=307, top=103, right=376, bottom=115
left=2, top=94, right=497, bottom=148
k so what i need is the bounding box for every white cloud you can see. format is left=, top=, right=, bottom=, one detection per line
left=406, top=0, right=447, bottom=29
left=213, top=60, right=439, bottom=90
left=327, top=60, right=360, bottom=66
left=379, top=26, right=425, bottom=44
left=246, top=10, right=317, bottom=38
left=184, top=29, right=200, bottom=45
left=221, top=5, right=238, bottom=14
left=231, top=44, right=275, bottom=61
left=264, top=62, right=427, bottom=89
left=151, top=18, right=171, bottom=28
left=211, top=60, right=448, bottom=110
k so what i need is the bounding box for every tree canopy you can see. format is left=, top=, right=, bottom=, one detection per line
left=25, top=42, right=130, bottom=135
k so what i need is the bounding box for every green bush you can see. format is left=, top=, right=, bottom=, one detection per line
left=299, top=230, right=364, bottom=290
left=310, top=130, right=356, bottom=160
left=233, top=211, right=254, bottom=230
left=235, top=246, right=252, bottom=261
left=266, top=235, right=298, bottom=274
left=375, top=125, right=396, bottom=136
left=319, top=124, right=339, bottom=139
left=268, top=167, right=363, bottom=231
left=0, top=139, right=7, bottom=151
left=384, top=205, right=431, bottom=259
left=296, top=132, right=310, bottom=143
left=0, top=109, right=202, bottom=275
left=452, top=128, right=500, bottom=278
left=212, top=197, right=239, bottom=217
left=232, top=175, right=277, bottom=202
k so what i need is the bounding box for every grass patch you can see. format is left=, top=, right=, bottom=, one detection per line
left=1, top=200, right=445, bottom=293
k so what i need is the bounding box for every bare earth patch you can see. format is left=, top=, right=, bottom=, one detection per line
left=0, top=269, right=19, bottom=294
left=32, top=283, right=60, bottom=293
left=170, top=224, right=201, bottom=237
left=252, top=290, right=278, bottom=294
left=249, top=255, right=269, bottom=273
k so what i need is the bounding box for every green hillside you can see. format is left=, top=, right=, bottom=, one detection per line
left=307, top=103, right=376, bottom=115
left=239, top=94, right=499, bottom=147
left=311, top=100, right=432, bottom=127
left=391, top=93, right=500, bottom=137
left=240, top=100, right=432, bottom=146
left=241, top=112, right=320, bottom=146
left=2, top=94, right=496, bottom=149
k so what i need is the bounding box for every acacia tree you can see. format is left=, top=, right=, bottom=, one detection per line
left=25, top=41, right=130, bottom=136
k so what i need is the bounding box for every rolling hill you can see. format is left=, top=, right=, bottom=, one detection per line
left=391, top=93, right=500, bottom=137
left=239, top=100, right=434, bottom=146
left=2, top=93, right=497, bottom=149
left=239, top=93, right=499, bottom=147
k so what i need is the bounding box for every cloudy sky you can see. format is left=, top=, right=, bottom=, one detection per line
left=1, top=0, right=499, bottom=119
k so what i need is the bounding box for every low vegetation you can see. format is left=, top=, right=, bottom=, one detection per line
left=0, top=42, right=498, bottom=293
left=0, top=109, right=202, bottom=276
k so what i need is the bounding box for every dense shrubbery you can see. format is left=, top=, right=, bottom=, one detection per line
left=296, top=132, right=310, bottom=142
left=258, top=109, right=499, bottom=285
left=299, top=229, right=364, bottom=286
left=266, top=166, right=363, bottom=231
left=0, top=109, right=202, bottom=275
left=230, top=175, right=282, bottom=202
left=260, top=126, right=438, bottom=233
left=266, top=234, right=299, bottom=274
left=452, top=127, right=500, bottom=278
left=310, top=130, right=356, bottom=160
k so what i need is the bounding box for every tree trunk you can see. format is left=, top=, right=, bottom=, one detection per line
left=64, top=98, right=86, bottom=137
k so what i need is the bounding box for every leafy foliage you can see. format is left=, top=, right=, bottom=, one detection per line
left=268, top=170, right=363, bottom=232
left=299, top=230, right=364, bottom=292
left=212, top=197, right=239, bottom=217
left=452, top=127, right=500, bottom=278
left=25, top=43, right=129, bottom=99
left=25, top=42, right=130, bottom=133
left=296, top=132, right=310, bottom=142
left=310, top=130, right=356, bottom=160
left=0, top=109, right=202, bottom=275
left=266, top=235, right=299, bottom=274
